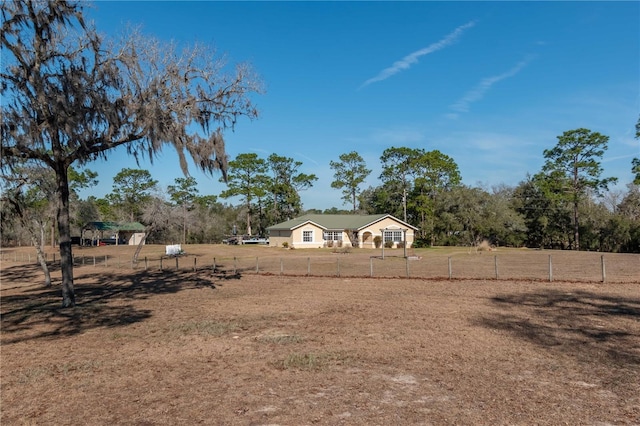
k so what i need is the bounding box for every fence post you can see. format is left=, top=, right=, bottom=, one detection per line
left=406, top=256, right=410, bottom=277
left=212, top=257, right=216, bottom=273
left=93, top=255, right=96, bottom=267
left=234, top=257, right=237, bottom=275
left=194, top=257, right=197, bottom=272
left=105, top=255, right=107, bottom=268
left=160, top=256, right=163, bottom=271
left=280, top=258, right=283, bottom=275
left=370, top=257, right=374, bottom=277
left=601, top=255, right=606, bottom=283
left=307, top=257, right=311, bottom=276
left=337, top=257, right=340, bottom=277
left=256, top=257, right=259, bottom=274
left=494, top=255, right=499, bottom=280
left=448, top=257, right=452, bottom=280
left=548, top=255, right=553, bottom=282
left=145, top=256, right=148, bottom=271
left=175, top=256, right=179, bottom=271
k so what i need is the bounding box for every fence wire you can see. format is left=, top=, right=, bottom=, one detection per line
left=1, top=250, right=638, bottom=283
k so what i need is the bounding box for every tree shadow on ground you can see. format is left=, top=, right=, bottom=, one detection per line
left=475, top=289, right=640, bottom=369
left=0, top=263, right=241, bottom=345
left=0, top=262, right=61, bottom=285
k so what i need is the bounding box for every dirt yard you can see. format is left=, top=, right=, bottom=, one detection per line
left=1, top=245, right=639, bottom=425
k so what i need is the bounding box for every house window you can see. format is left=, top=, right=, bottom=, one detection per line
left=323, top=231, right=342, bottom=241
left=303, top=230, right=313, bottom=242
left=384, top=230, right=403, bottom=242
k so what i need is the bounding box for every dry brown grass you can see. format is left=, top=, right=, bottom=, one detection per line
left=1, top=244, right=639, bottom=424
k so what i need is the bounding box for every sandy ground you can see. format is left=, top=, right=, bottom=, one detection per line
left=1, top=245, right=639, bottom=425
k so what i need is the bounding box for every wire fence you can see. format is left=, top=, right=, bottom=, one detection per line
left=2, top=250, right=638, bottom=283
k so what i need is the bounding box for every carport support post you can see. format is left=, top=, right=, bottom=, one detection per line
left=548, top=255, right=553, bottom=282
left=601, top=255, right=606, bottom=283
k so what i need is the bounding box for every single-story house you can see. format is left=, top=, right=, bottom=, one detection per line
left=82, top=221, right=146, bottom=246
left=267, top=214, right=418, bottom=249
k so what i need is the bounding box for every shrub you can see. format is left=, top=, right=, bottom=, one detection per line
left=373, top=235, right=382, bottom=248
left=326, top=240, right=334, bottom=248
left=282, top=242, right=288, bottom=248
left=384, top=240, right=394, bottom=248
left=412, top=237, right=431, bottom=248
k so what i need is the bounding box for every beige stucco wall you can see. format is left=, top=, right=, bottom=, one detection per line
left=127, top=232, right=146, bottom=245
left=269, top=216, right=416, bottom=249
left=268, top=229, right=292, bottom=248
left=358, top=217, right=415, bottom=249
left=291, top=223, right=325, bottom=248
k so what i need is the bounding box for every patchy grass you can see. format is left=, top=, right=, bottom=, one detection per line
left=169, top=320, right=242, bottom=336
left=256, top=333, right=304, bottom=345
left=1, top=246, right=639, bottom=425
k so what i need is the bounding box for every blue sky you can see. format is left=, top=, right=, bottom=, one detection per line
left=80, top=1, right=639, bottom=210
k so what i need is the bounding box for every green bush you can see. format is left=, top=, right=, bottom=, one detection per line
left=373, top=235, right=382, bottom=248
left=412, top=237, right=431, bottom=248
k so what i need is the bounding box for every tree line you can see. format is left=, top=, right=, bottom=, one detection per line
left=4, top=126, right=639, bottom=256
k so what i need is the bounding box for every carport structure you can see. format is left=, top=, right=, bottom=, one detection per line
left=82, top=221, right=145, bottom=246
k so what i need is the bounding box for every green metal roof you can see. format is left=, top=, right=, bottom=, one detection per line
left=267, top=214, right=417, bottom=231
left=83, top=221, right=145, bottom=232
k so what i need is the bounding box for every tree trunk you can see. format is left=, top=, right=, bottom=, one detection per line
left=246, top=203, right=252, bottom=236
left=183, top=204, right=187, bottom=245
left=573, top=199, right=580, bottom=251
left=133, top=227, right=151, bottom=263
left=573, top=160, right=580, bottom=251
left=352, top=190, right=357, bottom=213
left=55, top=163, right=75, bottom=307
left=31, top=233, right=52, bottom=287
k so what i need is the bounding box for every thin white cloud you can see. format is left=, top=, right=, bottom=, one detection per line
left=295, top=152, right=319, bottom=166
left=359, top=20, right=477, bottom=89
left=602, top=153, right=638, bottom=163
left=449, top=56, right=534, bottom=114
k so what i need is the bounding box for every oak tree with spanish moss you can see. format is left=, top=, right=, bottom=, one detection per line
left=1, top=0, right=261, bottom=307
